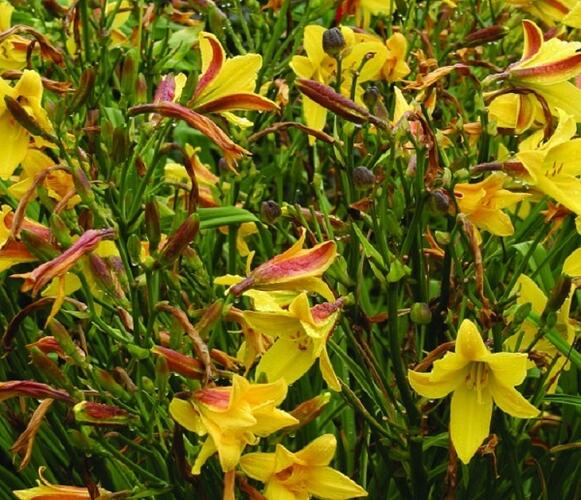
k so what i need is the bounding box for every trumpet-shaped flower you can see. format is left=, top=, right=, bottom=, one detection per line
left=408, top=319, right=539, bottom=464
left=289, top=25, right=387, bottom=138
left=380, top=32, right=411, bottom=83
left=0, top=70, right=53, bottom=179
left=216, top=230, right=337, bottom=299
left=454, top=173, right=529, bottom=238
left=503, top=20, right=581, bottom=121
left=0, top=1, right=29, bottom=71
left=515, top=108, right=581, bottom=215
left=505, top=275, right=577, bottom=392
left=189, top=32, right=278, bottom=125
left=337, top=0, right=395, bottom=29
left=240, top=434, right=368, bottom=500
left=508, top=0, right=581, bottom=28
left=169, top=375, right=298, bottom=474
left=243, top=292, right=343, bottom=391
left=487, top=92, right=546, bottom=134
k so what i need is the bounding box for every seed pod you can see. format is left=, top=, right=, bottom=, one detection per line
left=74, top=401, right=138, bottom=426
left=352, top=166, right=375, bottom=190
left=260, top=200, right=282, bottom=223
left=156, top=213, right=200, bottom=268
left=410, top=302, right=432, bottom=324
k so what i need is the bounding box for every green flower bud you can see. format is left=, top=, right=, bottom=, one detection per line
left=410, top=302, right=432, bottom=325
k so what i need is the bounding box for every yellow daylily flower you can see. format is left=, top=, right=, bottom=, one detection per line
left=189, top=32, right=278, bottom=123
left=508, top=0, right=581, bottom=28
left=515, top=109, right=581, bottom=215
left=7, top=149, right=80, bottom=207
left=243, top=292, right=344, bottom=391
left=380, top=32, right=411, bottom=83
left=215, top=229, right=337, bottom=299
left=0, top=0, right=29, bottom=71
left=289, top=25, right=387, bottom=139
left=454, top=173, right=529, bottom=238
left=503, top=20, right=581, bottom=121
left=0, top=70, right=53, bottom=179
left=505, top=275, right=577, bottom=392
left=169, top=374, right=298, bottom=474
left=408, top=319, right=539, bottom=464
left=337, top=0, right=395, bottom=29
left=240, top=434, right=368, bottom=500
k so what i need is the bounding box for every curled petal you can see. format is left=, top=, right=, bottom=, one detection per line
left=489, top=377, right=539, bottom=418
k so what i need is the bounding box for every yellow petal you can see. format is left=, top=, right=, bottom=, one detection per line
left=239, top=452, right=277, bottom=482
left=251, top=406, right=298, bottom=436
left=0, top=115, right=29, bottom=179
left=319, top=346, right=341, bottom=391
left=264, top=479, right=297, bottom=500
left=295, top=433, right=336, bottom=466
left=306, top=466, right=368, bottom=499
left=290, top=55, right=316, bottom=79
left=481, top=352, right=529, bottom=387
left=488, top=93, right=520, bottom=129
left=430, top=352, right=469, bottom=382
left=192, top=437, right=218, bottom=475
left=563, top=248, right=581, bottom=277
left=244, top=376, right=289, bottom=407
left=408, top=369, right=463, bottom=399
left=303, top=25, right=327, bottom=66
left=489, top=376, right=539, bottom=418
left=169, top=398, right=206, bottom=435
left=303, top=95, right=328, bottom=139
left=256, top=337, right=316, bottom=385
left=529, top=82, right=581, bottom=121
left=450, top=383, right=493, bottom=464
left=514, top=274, right=547, bottom=314
left=243, top=310, right=301, bottom=338
left=455, top=319, right=489, bottom=362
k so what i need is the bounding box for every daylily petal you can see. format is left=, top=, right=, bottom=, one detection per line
left=169, top=398, right=205, bottom=435
left=513, top=274, right=547, bottom=314
left=408, top=370, right=463, bottom=398
left=264, top=479, right=297, bottom=500
left=319, top=346, right=341, bottom=391
left=303, top=25, right=327, bottom=67
left=528, top=81, right=581, bottom=121
left=306, top=466, right=369, bottom=499
left=294, top=433, right=336, bottom=466
left=430, top=352, right=469, bottom=382
left=195, top=31, right=225, bottom=99
left=192, top=437, right=218, bottom=474
left=512, top=53, right=581, bottom=85
left=303, top=95, right=328, bottom=136
left=563, top=248, right=581, bottom=276
left=521, top=20, right=543, bottom=61
left=239, top=452, right=277, bottom=482
left=455, top=319, right=490, bottom=362
left=244, top=377, right=289, bottom=407
left=256, top=337, right=316, bottom=385
left=489, top=376, right=539, bottom=418
left=450, top=383, right=493, bottom=464
left=481, top=352, right=529, bottom=387
left=243, top=310, right=301, bottom=338
left=251, top=406, right=299, bottom=435
left=194, top=92, right=278, bottom=114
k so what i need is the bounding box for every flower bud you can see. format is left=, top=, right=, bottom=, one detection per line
left=71, top=166, right=95, bottom=205
left=260, top=200, right=281, bottom=223
left=352, top=166, right=375, bottom=190
left=465, top=25, right=507, bottom=48
left=410, top=302, right=432, bottom=325
left=94, top=368, right=131, bottom=402
left=120, top=48, right=138, bottom=100
left=543, top=277, right=572, bottom=319
left=111, top=127, right=130, bottom=165
left=145, top=199, right=161, bottom=252
left=0, top=380, right=72, bottom=403
left=512, top=302, right=532, bottom=325
left=435, top=230, right=451, bottom=246
left=428, top=189, right=450, bottom=215
left=74, top=401, right=138, bottom=426
left=3, top=96, right=55, bottom=142
left=48, top=213, right=72, bottom=248
left=156, top=213, right=200, bottom=268
left=20, top=229, right=59, bottom=261
left=289, top=392, right=331, bottom=430
left=67, top=67, right=95, bottom=113
left=363, top=86, right=380, bottom=109
left=322, top=27, right=345, bottom=58
left=48, top=319, right=86, bottom=365
left=151, top=345, right=205, bottom=380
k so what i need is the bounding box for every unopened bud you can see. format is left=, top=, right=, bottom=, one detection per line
left=71, top=166, right=95, bottom=205
left=74, top=401, right=138, bottom=426
left=434, top=230, right=451, bottom=246
left=88, top=254, right=126, bottom=302
left=410, top=302, right=432, bottom=324
left=111, top=127, right=130, bottom=165
left=156, top=213, right=200, bottom=268
left=428, top=189, right=450, bottom=215
left=513, top=302, right=532, bottom=325
left=363, top=86, right=380, bottom=109
left=322, top=27, right=345, bottom=58
left=195, top=300, right=224, bottom=339
left=49, top=213, right=73, bottom=247
left=94, top=368, right=130, bottom=402
left=145, top=199, right=161, bottom=252
left=465, top=25, right=507, bottom=47
left=543, top=277, right=572, bottom=319
left=289, top=392, right=331, bottom=429
left=68, top=67, right=95, bottom=113
left=20, top=229, right=59, bottom=261
left=260, top=200, right=281, bottom=223
left=352, top=166, right=375, bottom=190
left=151, top=345, right=204, bottom=380
left=48, top=319, right=86, bottom=365
left=120, top=48, right=138, bottom=99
